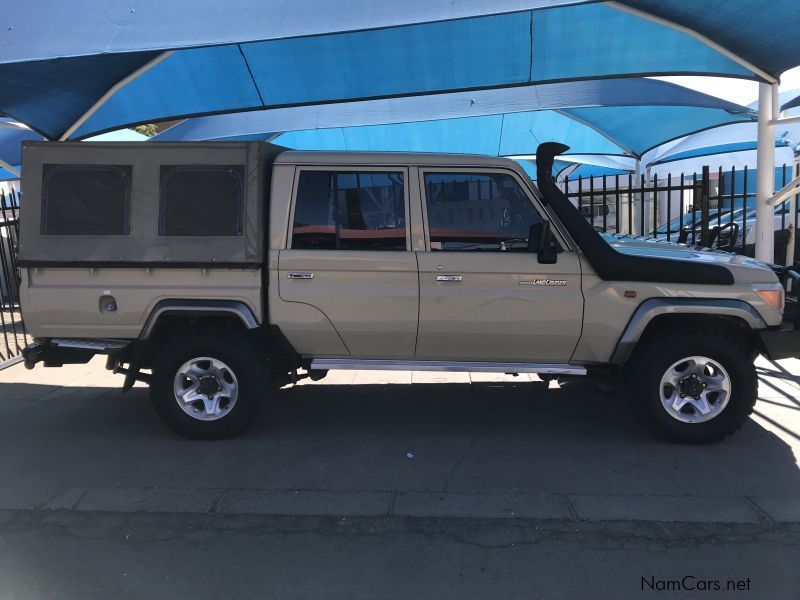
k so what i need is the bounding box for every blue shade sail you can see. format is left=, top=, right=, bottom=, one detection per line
left=531, top=3, right=750, bottom=81
left=784, top=96, right=800, bottom=112
left=0, top=122, right=42, bottom=167
left=617, top=0, right=800, bottom=77
left=154, top=79, right=755, bottom=159
left=647, top=120, right=800, bottom=174
left=1, top=1, right=793, bottom=140
left=271, top=102, right=752, bottom=158
left=0, top=122, right=147, bottom=180
left=153, top=79, right=752, bottom=144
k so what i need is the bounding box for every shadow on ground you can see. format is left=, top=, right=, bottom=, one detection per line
left=0, top=377, right=797, bottom=498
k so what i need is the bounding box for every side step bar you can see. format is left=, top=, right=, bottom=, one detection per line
left=309, top=359, right=586, bottom=376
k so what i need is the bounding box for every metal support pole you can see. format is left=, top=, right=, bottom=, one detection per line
left=786, top=155, right=799, bottom=269
left=755, top=82, right=777, bottom=262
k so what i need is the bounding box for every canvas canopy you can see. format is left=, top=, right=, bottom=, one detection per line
left=1, top=0, right=796, bottom=140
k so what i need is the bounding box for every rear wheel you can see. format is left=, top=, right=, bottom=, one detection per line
left=625, top=328, right=757, bottom=443
left=150, top=328, right=269, bottom=439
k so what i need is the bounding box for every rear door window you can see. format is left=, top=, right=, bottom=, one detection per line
left=291, top=170, right=407, bottom=250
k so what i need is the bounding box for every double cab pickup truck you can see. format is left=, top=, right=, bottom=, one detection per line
left=16, top=141, right=800, bottom=442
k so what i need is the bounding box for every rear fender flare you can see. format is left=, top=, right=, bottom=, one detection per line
left=138, top=299, right=259, bottom=340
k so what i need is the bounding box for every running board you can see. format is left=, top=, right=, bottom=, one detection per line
left=309, top=359, right=586, bottom=376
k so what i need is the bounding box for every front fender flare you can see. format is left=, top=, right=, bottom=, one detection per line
left=610, top=298, right=766, bottom=364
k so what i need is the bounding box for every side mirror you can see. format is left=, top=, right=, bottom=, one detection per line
left=532, top=221, right=558, bottom=264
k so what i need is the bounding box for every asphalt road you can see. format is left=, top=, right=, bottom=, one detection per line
left=0, top=358, right=799, bottom=599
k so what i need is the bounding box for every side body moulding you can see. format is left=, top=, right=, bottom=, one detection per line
left=138, top=299, right=259, bottom=339
left=610, top=298, right=767, bottom=364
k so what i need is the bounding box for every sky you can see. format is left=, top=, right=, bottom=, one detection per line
left=655, top=66, right=800, bottom=108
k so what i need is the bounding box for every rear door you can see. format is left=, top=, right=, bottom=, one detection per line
left=415, top=168, right=583, bottom=363
left=278, top=167, right=419, bottom=358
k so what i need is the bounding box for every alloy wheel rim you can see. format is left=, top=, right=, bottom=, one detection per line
left=659, top=355, right=732, bottom=424
left=173, top=356, right=238, bottom=421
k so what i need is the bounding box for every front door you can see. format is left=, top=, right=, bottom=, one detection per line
left=415, top=169, right=583, bottom=363
left=279, top=167, right=418, bottom=358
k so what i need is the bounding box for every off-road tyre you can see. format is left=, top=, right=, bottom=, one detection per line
left=150, top=327, right=270, bottom=439
left=625, top=328, right=757, bottom=444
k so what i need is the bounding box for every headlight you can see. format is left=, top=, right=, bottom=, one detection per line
left=753, top=283, right=784, bottom=313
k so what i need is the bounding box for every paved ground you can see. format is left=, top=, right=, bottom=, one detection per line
left=0, top=357, right=799, bottom=598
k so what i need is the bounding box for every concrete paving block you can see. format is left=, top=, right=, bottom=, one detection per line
left=412, top=371, right=470, bottom=384
left=751, top=497, right=800, bottom=522
left=0, top=486, right=61, bottom=510
left=394, top=492, right=571, bottom=520
left=76, top=487, right=222, bottom=514
left=570, top=494, right=761, bottom=523
left=218, top=490, right=392, bottom=517
left=354, top=370, right=412, bottom=385
left=44, top=488, right=86, bottom=510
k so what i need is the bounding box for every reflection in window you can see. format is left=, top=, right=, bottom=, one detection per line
left=292, top=171, right=406, bottom=250
left=424, top=172, right=544, bottom=251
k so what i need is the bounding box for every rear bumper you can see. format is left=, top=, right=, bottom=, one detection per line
left=757, top=325, right=800, bottom=361
left=21, top=338, right=130, bottom=369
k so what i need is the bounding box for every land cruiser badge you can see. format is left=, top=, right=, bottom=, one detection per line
left=519, top=279, right=567, bottom=286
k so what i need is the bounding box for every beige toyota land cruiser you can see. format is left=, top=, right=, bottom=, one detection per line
left=16, top=141, right=800, bottom=442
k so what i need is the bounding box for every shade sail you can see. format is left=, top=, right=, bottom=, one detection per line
left=154, top=79, right=754, bottom=159
left=647, top=122, right=800, bottom=167
left=780, top=91, right=800, bottom=113
left=0, top=120, right=41, bottom=169
left=0, top=123, right=147, bottom=180
left=1, top=1, right=794, bottom=140
left=555, top=154, right=637, bottom=178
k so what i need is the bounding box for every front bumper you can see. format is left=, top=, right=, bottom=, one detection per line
left=757, top=326, right=800, bottom=361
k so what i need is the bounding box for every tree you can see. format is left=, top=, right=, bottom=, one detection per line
left=133, top=124, right=157, bottom=137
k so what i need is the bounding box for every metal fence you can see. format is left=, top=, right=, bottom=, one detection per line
left=0, top=189, right=28, bottom=367
left=563, top=163, right=800, bottom=266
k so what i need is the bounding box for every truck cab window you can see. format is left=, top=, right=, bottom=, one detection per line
left=424, top=171, right=544, bottom=251
left=292, top=170, right=406, bottom=250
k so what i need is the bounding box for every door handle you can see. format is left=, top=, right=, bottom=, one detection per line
left=288, top=272, right=314, bottom=280
left=436, top=274, right=463, bottom=282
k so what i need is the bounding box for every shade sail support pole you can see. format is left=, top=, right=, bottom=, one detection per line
left=755, top=82, right=777, bottom=262
left=58, top=51, right=174, bottom=141
left=0, top=159, right=20, bottom=178
left=606, top=2, right=777, bottom=83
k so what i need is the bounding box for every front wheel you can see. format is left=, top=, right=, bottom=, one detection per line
left=625, top=328, right=757, bottom=443
left=150, top=328, right=269, bottom=439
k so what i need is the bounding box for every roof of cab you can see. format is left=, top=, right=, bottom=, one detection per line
left=273, top=150, right=522, bottom=169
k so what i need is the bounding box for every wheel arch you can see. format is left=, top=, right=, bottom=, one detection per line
left=138, top=299, right=259, bottom=340
left=610, top=298, right=765, bottom=365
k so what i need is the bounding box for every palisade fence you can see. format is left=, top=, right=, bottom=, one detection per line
left=0, top=188, right=28, bottom=367
left=563, top=163, right=800, bottom=266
